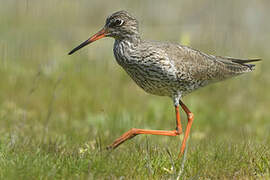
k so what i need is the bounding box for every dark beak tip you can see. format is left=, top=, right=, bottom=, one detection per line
left=68, top=28, right=106, bottom=56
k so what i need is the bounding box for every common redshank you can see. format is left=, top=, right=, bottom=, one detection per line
left=68, top=11, right=260, bottom=157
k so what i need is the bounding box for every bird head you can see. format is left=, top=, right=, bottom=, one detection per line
left=68, top=10, right=139, bottom=55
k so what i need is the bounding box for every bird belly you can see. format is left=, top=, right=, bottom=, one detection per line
left=124, top=64, right=210, bottom=97
left=122, top=63, right=180, bottom=97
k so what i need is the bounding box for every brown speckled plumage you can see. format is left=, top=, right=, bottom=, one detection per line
left=110, top=11, right=260, bottom=99
left=68, top=10, right=260, bottom=156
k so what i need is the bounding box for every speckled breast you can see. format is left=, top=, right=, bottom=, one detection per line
left=113, top=41, right=183, bottom=97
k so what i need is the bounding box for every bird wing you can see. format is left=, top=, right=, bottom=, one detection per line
left=161, top=43, right=260, bottom=82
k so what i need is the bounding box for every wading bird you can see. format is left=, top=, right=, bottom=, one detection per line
left=69, top=11, right=260, bottom=157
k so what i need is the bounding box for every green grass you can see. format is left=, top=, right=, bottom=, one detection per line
left=0, top=0, right=270, bottom=179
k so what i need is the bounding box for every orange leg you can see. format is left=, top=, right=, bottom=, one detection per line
left=107, top=105, right=183, bottom=150
left=178, top=100, right=194, bottom=157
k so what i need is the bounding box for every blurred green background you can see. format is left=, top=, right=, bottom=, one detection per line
left=0, top=0, right=269, bottom=179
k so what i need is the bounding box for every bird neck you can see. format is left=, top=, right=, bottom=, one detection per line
left=113, top=34, right=141, bottom=67
left=117, top=34, right=141, bottom=47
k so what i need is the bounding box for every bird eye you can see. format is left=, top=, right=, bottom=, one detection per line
left=111, top=19, right=124, bottom=27
left=115, top=19, right=124, bottom=26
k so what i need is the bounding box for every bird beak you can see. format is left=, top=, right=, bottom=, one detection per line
left=68, top=28, right=106, bottom=55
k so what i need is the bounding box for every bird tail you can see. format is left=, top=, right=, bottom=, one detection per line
left=225, top=58, right=261, bottom=71
left=217, top=56, right=261, bottom=73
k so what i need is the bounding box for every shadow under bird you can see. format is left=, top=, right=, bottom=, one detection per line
left=68, top=10, right=260, bottom=157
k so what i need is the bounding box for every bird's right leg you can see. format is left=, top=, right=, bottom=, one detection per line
left=106, top=105, right=183, bottom=150
left=178, top=100, right=194, bottom=157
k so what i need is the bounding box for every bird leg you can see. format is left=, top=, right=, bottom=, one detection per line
left=107, top=105, right=183, bottom=150
left=178, top=100, right=194, bottom=157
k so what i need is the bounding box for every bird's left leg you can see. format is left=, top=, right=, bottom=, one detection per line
left=106, top=105, right=183, bottom=150
left=178, top=100, right=194, bottom=157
